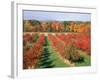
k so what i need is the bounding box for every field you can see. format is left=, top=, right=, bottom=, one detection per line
left=23, top=21, right=91, bottom=69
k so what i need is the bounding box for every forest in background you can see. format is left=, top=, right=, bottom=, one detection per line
left=23, top=20, right=90, bottom=33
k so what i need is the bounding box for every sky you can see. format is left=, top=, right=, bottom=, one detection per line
left=23, top=10, right=91, bottom=21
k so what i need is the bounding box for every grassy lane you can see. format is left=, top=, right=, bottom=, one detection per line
left=47, top=46, right=70, bottom=67
left=36, top=36, right=70, bottom=68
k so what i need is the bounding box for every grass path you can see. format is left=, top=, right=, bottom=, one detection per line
left=53, top=36, right=76, bottom=67
left=37, top=46, right=70, bottom=68
left=36, top=36, right=70, bottom=68
left=47, top=46, right=70, bottom=67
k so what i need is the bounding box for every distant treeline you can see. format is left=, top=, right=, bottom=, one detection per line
left=23, top=20, right=91, bottom=33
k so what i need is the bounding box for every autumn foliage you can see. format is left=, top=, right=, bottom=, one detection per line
left=23, top=20, right=90, bottom=33
left=23, top=34, right=45, bottom=69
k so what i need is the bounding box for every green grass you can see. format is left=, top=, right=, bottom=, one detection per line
left=47, top=46, right=70, bottom=67
left=75, top=50, right=91, bottom=67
